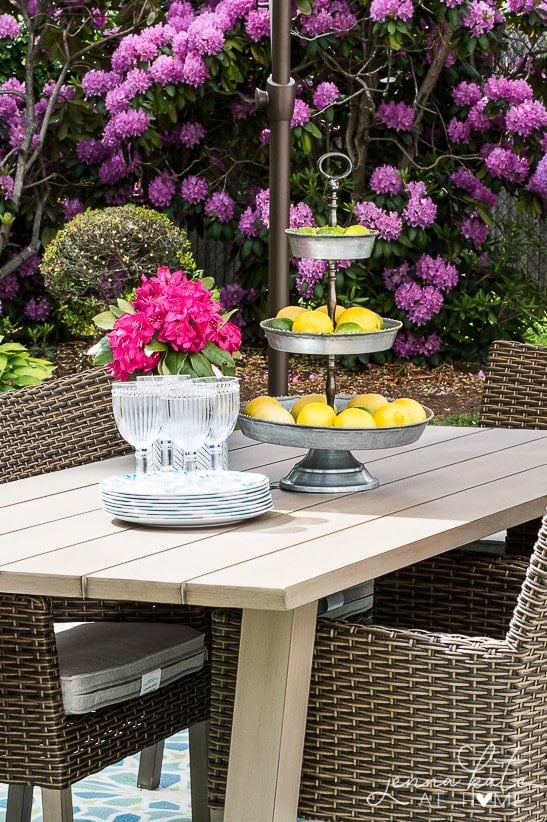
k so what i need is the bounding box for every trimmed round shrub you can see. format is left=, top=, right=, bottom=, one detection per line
left=41, top=205, right=197, bottom=337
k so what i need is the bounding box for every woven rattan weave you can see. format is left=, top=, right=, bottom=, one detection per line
left=0, top=367, right=210, bottom=822
left=0, top=366, right=130, bottom=482
left=479, top=340, right=547, bottom=555
left=208, top=514, right=547, bottom=821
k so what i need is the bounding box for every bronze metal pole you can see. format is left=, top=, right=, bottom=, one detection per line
left=265, top=0, right=295, bottom=395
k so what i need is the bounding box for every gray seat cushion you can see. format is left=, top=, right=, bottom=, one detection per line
left=55, top=621, right=206, bottom=714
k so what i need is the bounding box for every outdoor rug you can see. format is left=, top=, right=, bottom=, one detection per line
left=0, top=730, right=192, bottom=822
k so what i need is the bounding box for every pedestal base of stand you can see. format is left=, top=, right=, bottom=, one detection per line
left=279, top=448, right=379, bottom=493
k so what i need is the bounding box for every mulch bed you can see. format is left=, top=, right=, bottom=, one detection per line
left=54, top=342, right=484, bottom=419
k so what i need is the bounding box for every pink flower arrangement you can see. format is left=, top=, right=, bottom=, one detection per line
left=89, top=266, right=242, bottom=381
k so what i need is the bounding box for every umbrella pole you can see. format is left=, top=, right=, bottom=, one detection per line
left=261, top=0, right=295, bottom=395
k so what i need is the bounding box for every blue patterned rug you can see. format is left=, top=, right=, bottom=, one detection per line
left=0, top=731, right=192, bottom=822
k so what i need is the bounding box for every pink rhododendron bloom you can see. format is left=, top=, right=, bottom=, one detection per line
left=452, top=81, right=482, bottom=107
left=370, top=0, right=414, bottom=22
left=180, top=122, right=206, bottom=147
left=313, top=82, right=340, bottom=109
left=289, top=201, right=315, bottom=228
left=505, top=100, right=547, bottom=137
left=239, top=206, right=262, bottom=238
left=295, top=258, right=328, bottom=299
left=462, top=0, right=498, bottom=36
left=180, top=175, right=209, bottom=204
left=148, top=174, right=176, bottom=207
left=291, top=99, right=311, bottom=128
left=376, top=101, right=415, bottom=132
left=370, top=165, right=402, bottom=195
left=98, top=267, right=243, bottom=380
left=393, top=330, right=442, bottom=358
left=0, top=13, right=21, bottom=39
left=485, top=147, right=530, bottom=183
left=205, top=191, right=236, bottom=222
left=211, top=319, right=243, bottom=353
left=107, top=312, right=162, bottom=380
left=245, top=8, right=270, bottom=41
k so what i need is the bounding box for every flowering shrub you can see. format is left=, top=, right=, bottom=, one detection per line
left=0, top=0, right=545, bottom=362
left=90, top=266, right=242, bottom=381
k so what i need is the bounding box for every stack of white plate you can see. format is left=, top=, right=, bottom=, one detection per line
left=99, top=471, right=273, bottom=527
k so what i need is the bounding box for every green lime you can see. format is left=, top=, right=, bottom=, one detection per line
left=316, top=225, right=344, bottom=235
left=334, top=321, right=363, bottom=334
left=268, top=317, right=293, bottom=331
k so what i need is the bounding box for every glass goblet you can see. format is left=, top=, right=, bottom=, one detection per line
left=200, top=377, right=240, bottom=470
left=162, top=381, right=216, bottom=476
left=111, top=381, right=164, bottom=479
left=136, top=375, right=191, bottom=473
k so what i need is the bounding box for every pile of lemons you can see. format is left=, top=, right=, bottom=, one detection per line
left=243, top=392, right=428, bottom=428
left=270, top=304, right=383, bottom=334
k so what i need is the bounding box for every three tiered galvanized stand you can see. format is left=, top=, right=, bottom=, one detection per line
left=239, top=153, right=432, bottom=492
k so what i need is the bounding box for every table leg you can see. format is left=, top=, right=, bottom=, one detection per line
left=223, top=602, right=317, bottom=822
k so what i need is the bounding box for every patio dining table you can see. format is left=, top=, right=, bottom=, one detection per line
left=1, top=424, right=546, bottom=822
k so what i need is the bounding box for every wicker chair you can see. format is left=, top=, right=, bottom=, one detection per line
left=208, top=512, right=547, bottom=821
left=478, top=339, right=546, bottom=555
left=0, top=368, right=210, bottom=822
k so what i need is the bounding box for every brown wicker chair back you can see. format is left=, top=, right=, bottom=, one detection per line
left=0, top=368, right=210, bottom=822
left=0, top=366, right=129, bottom=483
left=209, top=511, right=547, bottom=821
left=479, top=339, right=547, bottom=555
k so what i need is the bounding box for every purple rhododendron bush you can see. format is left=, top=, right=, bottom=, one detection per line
left=0, top=0, right=545, bottom=363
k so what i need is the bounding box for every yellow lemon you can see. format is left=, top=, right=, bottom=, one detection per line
left=290, top=393, right=327, bottom=420
left=336, top=306, right=383, bottom=332
left=276, top=305, right=307, bottom=321
left=315, top=304, right=346, bottom=322
left=346, top=393, right=388, bottom=413
left=291, top=310, right=334, bottom=334
left=334, top=407, right=377, bottom=428
left=243, top=395, right=281, bottom=417
left=373, top=402, right=411, bottom=427
left=344, top=225, right=370, bottom=235
left=296, top=402, right=337, bottom=427
left=250, top=404, right=296, bottom=424
left=391, top=398, right=428, bottom=423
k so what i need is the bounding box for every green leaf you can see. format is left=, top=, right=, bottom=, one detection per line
left=201, top=342, right=235, bottom=369
left=116, top=298, right=135, bottom=314
left=87, top=336, right=113, bottom=365
left=12, top=375, right=44, bottom=387
left=163, top=350, right=189, bottom=374
left=93, top=311, right=117, bottom=330
left=189, top=352, right=215, bottom=377
left=0, top=342, right=27, bottom=353
left=144, top=340, right=167, bottom=354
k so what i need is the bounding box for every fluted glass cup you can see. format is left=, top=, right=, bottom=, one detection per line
left=199, top=377, right=240, bottom=470
left=111, top=381, right=164, bottom=479
left=162, top=380, right=216, bottom=475
left=136, top=375, right=191, bottom=473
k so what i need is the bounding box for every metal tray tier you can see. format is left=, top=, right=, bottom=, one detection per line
left=286, top=229, right=378, bottom=260
left=261, top=317, right=402, bottom=355
left=238, top=395, right=434, bottom=493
